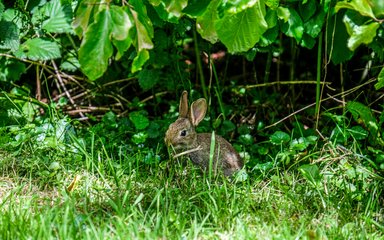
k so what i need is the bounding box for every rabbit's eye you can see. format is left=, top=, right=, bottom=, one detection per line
left=180, top=130, right=187, bottom=136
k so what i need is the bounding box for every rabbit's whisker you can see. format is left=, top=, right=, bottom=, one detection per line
left=173, top=145, right=202, bottom=158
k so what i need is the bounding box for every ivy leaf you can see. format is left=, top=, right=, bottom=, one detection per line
left=138, top=69, right=160, bottom=90
left=78, top=8, right=113, bottom=80
left=343, top=14, right=380, bottom=51
left=40, top=0, right=73, bottom=34
left=270, top=131, right=290, bottom=145
left=304, top=9, right=326, bottom=38
left=299, top=0, right=317, bottom=22
left=281, top=8, right=304, bottom=42
left=216, top=2, right=268, bottom=53
left=18, top=38, right=61, bottom=61
left=374, top=67, right=384, bottom=90
left=335, top=0, right=376, bottom=19
left=196, top=0, right=220, bottom=43
left=132, top=49, right=150, bottom=73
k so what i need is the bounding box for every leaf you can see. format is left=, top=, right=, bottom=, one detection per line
left=304, top=9, right=326, bottom=38
left=299, top=0, right=317, bottom=22
left=183, top=0, right=211, bottom=17
left=277, top=7, right=290, bottom=22
left=132, top=49, right=150, bottom=73
left=270, top=131, right=290, bottom=145
left=216, top=2, right=268, bottom=53
left=343, top=14, right=380, bottom=51
left=347, top=101, right=378, bottom=139
left=326, top=13, right=353, bottom=64
left=130, top=0, right=154, bottom=51
left=335, top=0, right=376, bottom=19
left=73, top=0, right=97, bottom=37
left=281, top=8, right=304, bottom=42
left=196, top=0, right=220, bottom=43
left=18, top=38, right=61, bottom=61
left=348, top=126, right=369, bottom=140
left=299, top=164, right=321, bottom=183
left=0, top=20, right=19, bottom=51
left=0, top=58, right=26, bottom=82
left=374, top=67, right=384, bottom=90
left=111, top=6, right=133, bottom=59
left=78, top=8, right=113, bottom=80
left=138, top=69, right=160, bottom=90
left=40, top=0, right=73, bottom=34
left=129, top=111, right=149, bottom=130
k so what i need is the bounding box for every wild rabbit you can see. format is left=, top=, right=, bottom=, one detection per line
left=164, top=91, right=243, bottom=176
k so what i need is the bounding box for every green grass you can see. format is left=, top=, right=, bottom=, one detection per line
left=0, top=142, right=383, bottom=240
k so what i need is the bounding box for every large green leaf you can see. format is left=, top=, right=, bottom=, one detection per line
left=304, top=9, right=326, bottom=38
left=343, top=14, right=379, bottom=51
left=326, top=13, right=353, bottom=64
left=374, top=67, right=384, bottom=90
left=40, top=0, right=73, bottom=33
left=73, top=0, right=98, bottom=37
left=78, top=9, right=113, bottom=80
left=216, top=1, right=268, bottom=53
left=335, top=0, right=376, bottom=19
left=281, top=8, right=304, bottom=42
left=183, top=0, right=211, bottom=17
left=111, top=6, right=133, bottom=59
left=130, top=0, right=154, bottom=51
left=18, top=38, right=61, bottom=61
left=196, top=0, right=220, bottom=43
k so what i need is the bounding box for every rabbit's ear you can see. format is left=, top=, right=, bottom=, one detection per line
left=190, top=99, right=207, bottom=126
left=179, top=91, right=189, bottom=118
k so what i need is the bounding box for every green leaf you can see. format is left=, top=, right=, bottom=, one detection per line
left=304, top=9, right=326, bottom=38
left=129, top=111, right=149, bottom=130
left=281, top=8, right=304, bottom=42
left=348, top=126, right=369, bottom=140
left=290, top=137, right=310, bottom=151
left=111, top=6, right=133, bottom=59
left=130, top=0, right=154, bottom=51
left=138, top=69, right=160, bottom=90
left=196, top=0, right=220, bottom=43
left=326, top=13, right=353, bottom=64
left=343, top=14, right=380, bottom=51
left=270, top=131, right=290, bottom=145
left=183, top=0, right=211, bottom=17
left=347, top=101, right=378, bottom=139
left=78, top=9, right=113, bottom=80
left=299, top=0, right=317, bottom=22
left=132, top=49, right=150, bottom=73
left=40, top=0, right=73, bottom=33
left=0, top=20, right=19, bottom=51
left=374, top=67, right=384, bottom=90
left=277, top=7, right=290, bottom=22
left=18, top=38, right=61, bottom=61
left=73, top=0, right=98, bottom=37
left=299, top=164, right=321, bottom=183
left=216, top=2, right=268, bottom=53
left=335, top=0, right=376, bottom=19
left=0, top=58, right=26, bottom=82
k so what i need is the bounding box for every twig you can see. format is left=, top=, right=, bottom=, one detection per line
left=239, top=80, right=331, bottom=89
left=173, top=146, right=203, bottom=158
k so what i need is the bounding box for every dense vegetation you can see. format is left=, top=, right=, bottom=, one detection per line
left=0, top=0, right=383, bottom=239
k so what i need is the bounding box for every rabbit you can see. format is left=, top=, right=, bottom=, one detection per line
left=164, top=91, right=243, bottom=176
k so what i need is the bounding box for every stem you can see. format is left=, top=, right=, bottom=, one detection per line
left=315, top=32, right=323, bottom=129
left=192, top=27, right=207, bottom=100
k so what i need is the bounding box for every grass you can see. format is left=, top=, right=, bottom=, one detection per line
left=0, top=139, right=383, bottom=240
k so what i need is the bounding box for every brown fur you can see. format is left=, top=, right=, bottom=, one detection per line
left=164, top=91, right=243, bottom=176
